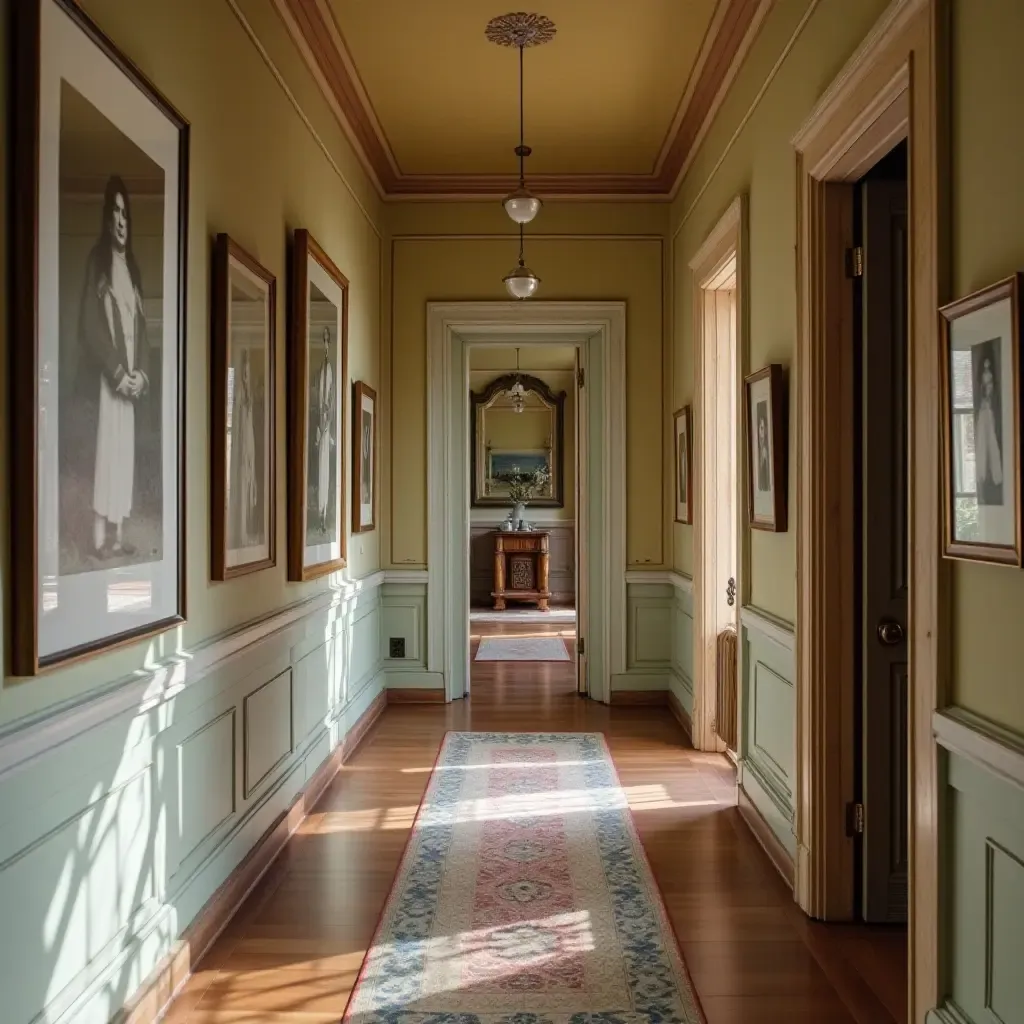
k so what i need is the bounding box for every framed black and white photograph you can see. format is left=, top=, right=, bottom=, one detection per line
left=211, top=235, right=276, bottom=580
left=352, top=381, right=377, bottom=534
left=940, top=274, right=1022, bottom=566
left=673, top=406, right=692, bottom=525
left=10, top=0, right=189, bottom=674
left=287, top=229, right=348, bottom=580
left=744, top=364, right=787, bottom=532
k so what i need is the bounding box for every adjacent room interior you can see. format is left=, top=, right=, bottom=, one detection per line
left=467, top=344, right=579, bottom=692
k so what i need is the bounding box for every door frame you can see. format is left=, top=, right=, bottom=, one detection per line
left=690, top=196, right=747, bottom=752
left=426, top=301, right=627, bottom=704
left=791, top=0, right=948, bottom=1018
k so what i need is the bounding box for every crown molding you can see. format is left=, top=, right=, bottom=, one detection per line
left=274, top=0, right=771, bottom=199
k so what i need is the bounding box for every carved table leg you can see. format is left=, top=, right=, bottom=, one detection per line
left=494, top=545, right=505, bottom=610
left=538, top=547, right=550, bottom=611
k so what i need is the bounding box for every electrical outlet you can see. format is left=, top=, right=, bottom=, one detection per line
left=388, top=637, right=406, bottom=659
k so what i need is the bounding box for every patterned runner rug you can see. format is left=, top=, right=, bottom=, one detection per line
left=344, top=732, right=704, bottom=1024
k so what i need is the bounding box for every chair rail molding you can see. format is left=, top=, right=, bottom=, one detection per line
left=426, top=301, right=627, bottom=703
left=933, top=708, right=1024, bottom=792
left=791, top=5, right=947, bottom=1023
left=0, top=570, right=387, bottom=782
left=739, top=605, right=795, bottom=651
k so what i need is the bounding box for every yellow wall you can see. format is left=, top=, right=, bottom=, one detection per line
left=669, top=0, right=888, bottom=623
left=385, top=201, right=668, bottom=569
left=949, top=0, right=1024, bottom=733
left=0, top=0, right=383, bottom=724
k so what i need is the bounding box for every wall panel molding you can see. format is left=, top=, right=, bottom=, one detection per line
left=0, top=572, right=386, bottom=782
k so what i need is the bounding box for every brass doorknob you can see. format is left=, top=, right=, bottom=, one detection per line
left=877, top=619, right=904, bottom=646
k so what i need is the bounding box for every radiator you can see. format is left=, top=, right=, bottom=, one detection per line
left=715, top=627, right=739, bottom=750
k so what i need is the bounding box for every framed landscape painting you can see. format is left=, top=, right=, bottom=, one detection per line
left=673, top=406, right=692, bottom=525
left=744, top=364, right=787, bottom=532
left=211, top=235, right=276, bottom=580
left=10, top=0, right=189, bottom=674
left=352, top=382, right=377, bottom=533
left=287, top=229, right=348, bottom=580
left=940, top=274, right=1023, bottom=566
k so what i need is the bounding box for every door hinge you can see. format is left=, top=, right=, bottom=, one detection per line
left=577, top=636, right=585, bottom=656
left=846, top=245, right=864, bottom=278
left=576, top=367, right=585, bottom=388
left=846, top=801, right=865, bottom=836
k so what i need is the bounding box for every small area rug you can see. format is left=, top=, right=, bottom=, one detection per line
left=343, top=732, right=704, bottom=1024
left=470, top=608, right=577, bottom=624
left=474, top=636, right=571, bottom=662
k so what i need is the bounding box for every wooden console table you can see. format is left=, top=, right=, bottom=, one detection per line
left=492, top=531, right=550, bottom=610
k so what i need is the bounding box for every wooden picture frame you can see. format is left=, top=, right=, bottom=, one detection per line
left=744, top=364, right=787, bottom=532
left=10, top=0, right=189, bottom=674
left=939, top=274, right=1023, bottom=566
left=286, top=229, right=349, bottom=581
left=673, top=406, right=693, bottom=525
left=211, top=235, right=276, bottom=580
left=352, top=381, right=377, bottom=533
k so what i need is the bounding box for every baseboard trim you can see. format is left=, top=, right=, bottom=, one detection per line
left=668, top=688, right=693, bottom=741
left=738, top=782, right=795, bottom=889
left=609, top=689, right=669, bottom=706
left=387, top=687, right=447, bottom=704
left=122, top=689, right=387, bottom=1024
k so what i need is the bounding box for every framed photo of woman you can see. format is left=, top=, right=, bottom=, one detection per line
left=287, top=229, right=349, bottom=580
left=352, top=382, right=377, bottom=533
left=744, top=364, right=787, bottom=532
left=10, top=0, right=189, bottom=674
left=940, top=274, right=1023, bottom=566
left=673, top=406, right=692, bottom=525
left=211, top=235, right=276, bottom=580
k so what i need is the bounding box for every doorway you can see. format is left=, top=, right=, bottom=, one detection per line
left=467, top=343, right=581, bottom=700
left=691, top=198, right=745, bottom=752
left=854, top=141, right=909, bottom=926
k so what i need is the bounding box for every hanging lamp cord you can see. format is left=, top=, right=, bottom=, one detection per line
left=518, top=44, right=525, bottom=185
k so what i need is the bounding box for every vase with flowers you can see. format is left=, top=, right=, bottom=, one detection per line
left=495, top=463, right=550, bottom=530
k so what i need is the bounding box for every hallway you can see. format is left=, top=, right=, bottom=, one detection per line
left=162, top=637, right=906, bottom=1024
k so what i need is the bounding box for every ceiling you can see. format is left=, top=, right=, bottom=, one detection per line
left=274, top=0, right=769, bottom=198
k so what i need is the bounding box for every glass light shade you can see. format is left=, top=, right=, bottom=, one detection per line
left=502, top=187, right=542, bottom=224
left=503, top=264, right=541, bottom=300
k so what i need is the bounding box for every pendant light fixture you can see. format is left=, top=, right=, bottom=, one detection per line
left=506, top=348, right=527, bottom=412
left=503, top=223, right=541, bottom=300
left=486, top=12, right=555, bottom=299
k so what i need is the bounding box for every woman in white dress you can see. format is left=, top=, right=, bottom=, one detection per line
left=77, top=175, right=149, bottom=560
left=975, top=353, right=1003, bottom=505
left=315, top=327, right=334, bottom=535
left=237, top=349, right=257, bottom=546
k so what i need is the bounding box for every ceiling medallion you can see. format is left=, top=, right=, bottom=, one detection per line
left=485, top=12, right=557, bottom=48
left=486, top=12, right=555, bottom=299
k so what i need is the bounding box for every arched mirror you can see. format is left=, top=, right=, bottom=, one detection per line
left=470, top=373, right=565, bottom=508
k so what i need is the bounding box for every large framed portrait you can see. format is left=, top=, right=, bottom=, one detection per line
left=940, top=275, right=1023, bottom=566
left=211, top=236, right=276, bottom=580
left=744, top=364, right=787, bottom=532
left=10, top=0, right=189, bottom=674
left=673, top=406, right=692, bottom=525
left=352, top=382, right=377, bottom=534
left=287, top=229, right=348, bottom=580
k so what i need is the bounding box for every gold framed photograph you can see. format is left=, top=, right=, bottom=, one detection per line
left=673, top=406, right=692, bottom=525
left=940, top=274, right=1022, bottom=566
left=287, top=229, right=348, bottom=581
left=744, top=364, right=787, bottom=532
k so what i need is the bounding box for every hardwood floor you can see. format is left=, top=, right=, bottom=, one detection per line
left=164, top=620, right=907, bottom=1024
